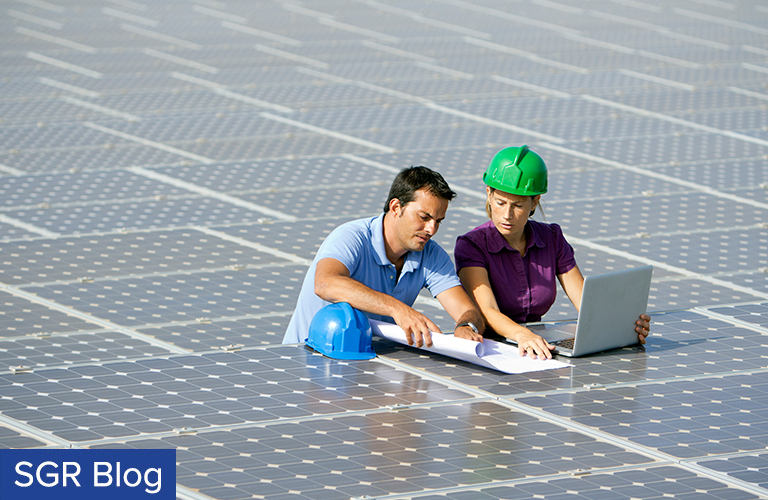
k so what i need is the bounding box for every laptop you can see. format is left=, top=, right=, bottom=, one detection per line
left=514, top=265, right=653, bottom=357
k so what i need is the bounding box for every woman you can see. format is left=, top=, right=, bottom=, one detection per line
left=455, top=145, right=651, bottom=359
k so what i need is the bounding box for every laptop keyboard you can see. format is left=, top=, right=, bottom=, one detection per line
left=553, top=338, right=575, bottom=349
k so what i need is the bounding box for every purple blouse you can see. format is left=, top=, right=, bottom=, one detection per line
left=455, top=220, right=576, bottom=324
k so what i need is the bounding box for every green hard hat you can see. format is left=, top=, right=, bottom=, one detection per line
left=483, top=145, right=548, bottom=196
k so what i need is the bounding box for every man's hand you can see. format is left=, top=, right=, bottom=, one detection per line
left=454, top=323, right=483, bottom=342
left=392, top=305, right=441, bottom=348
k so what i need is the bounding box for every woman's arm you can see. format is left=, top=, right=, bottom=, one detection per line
left=458, top=266, right=555, bottom=359
left=557, top=265, right=584, bottom=312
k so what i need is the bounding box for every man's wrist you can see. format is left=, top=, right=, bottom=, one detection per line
left=455, top=322, right=479, bottom=335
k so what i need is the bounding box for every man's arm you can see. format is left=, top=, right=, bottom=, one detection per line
left=314, top=257, right=441, bottom=348
left=435, top=285, right=485, bottom=342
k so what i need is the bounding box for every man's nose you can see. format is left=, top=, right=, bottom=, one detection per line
left=425, top=220, right=438, bottom=235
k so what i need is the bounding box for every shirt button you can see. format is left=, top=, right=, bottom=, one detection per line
left=390, top=275, right=394, bottom=279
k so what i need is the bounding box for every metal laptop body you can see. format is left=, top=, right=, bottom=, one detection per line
left=521, top=265, right=653, bottom=357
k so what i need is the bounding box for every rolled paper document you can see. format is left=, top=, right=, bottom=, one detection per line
left=370, top=319, right=484, bottom=364
left=369, top=319, right=570, bottom=374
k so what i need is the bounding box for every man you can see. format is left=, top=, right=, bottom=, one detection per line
left=282, top=166, right=484, bottom=347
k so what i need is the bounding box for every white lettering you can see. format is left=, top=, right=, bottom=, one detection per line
left=14, top=461, right=33, bottom=487
left=93, top=462, right=113, bottom=487
left=37, top=461, right=59, bottom=488
left=123, top=468, right=141, bottom=488
left=62, top=462, right=81, bottom=487
left=11, top=457, right=165, bottom=492
left=144, top=468, right=161, bottom=494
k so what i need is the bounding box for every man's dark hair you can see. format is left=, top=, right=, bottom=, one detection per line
left=383, top=166, right=456, bottom=213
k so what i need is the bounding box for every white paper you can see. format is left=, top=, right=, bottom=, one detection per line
left=473, top=337, right=570, bottom=374
left=370, top=320, right=570, bottom=374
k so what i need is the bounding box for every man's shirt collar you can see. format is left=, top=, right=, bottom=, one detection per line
left=371, top=213, right=422, bottom=274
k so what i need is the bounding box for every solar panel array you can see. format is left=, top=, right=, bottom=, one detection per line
left=1, top=0, right=768, bottom=499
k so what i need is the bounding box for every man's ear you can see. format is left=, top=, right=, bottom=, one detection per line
left=389, top=197, right=402, bottom=216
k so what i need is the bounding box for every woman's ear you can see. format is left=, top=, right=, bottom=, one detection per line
left=532, top=195, right=541, bottom=210
left=529, top=195, right=541, bottom=217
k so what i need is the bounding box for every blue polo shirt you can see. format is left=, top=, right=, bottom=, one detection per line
left=282, top=213, right=461, bottom=344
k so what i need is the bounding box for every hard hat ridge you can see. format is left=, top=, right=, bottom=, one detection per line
left=483, top=145, right=548, bottom=196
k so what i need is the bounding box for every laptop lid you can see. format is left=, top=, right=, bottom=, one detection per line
left=568, top=265, right=653, bottom=356
left=523, top=265, right=653, bottom=357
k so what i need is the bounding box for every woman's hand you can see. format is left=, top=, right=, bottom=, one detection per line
left=516, top=329, right=555, bottom=359
left=457, top=267, right=555, bottom=359
left=636, top=313, right=651, bottom=344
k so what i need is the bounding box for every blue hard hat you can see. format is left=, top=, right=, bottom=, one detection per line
left=306, top=303, right=376, bottom=360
